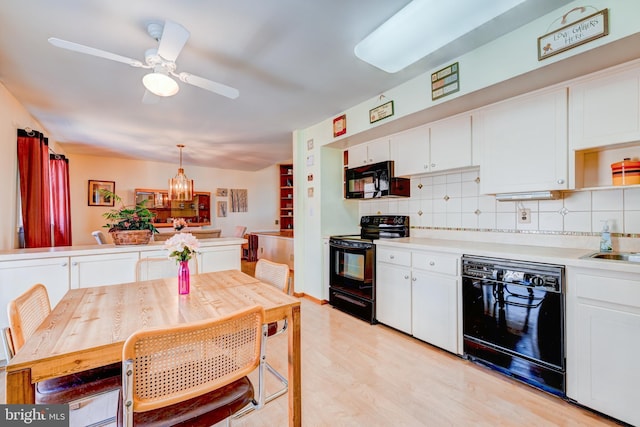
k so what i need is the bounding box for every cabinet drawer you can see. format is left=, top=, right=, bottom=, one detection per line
left=575, top=270, right=640, bottom=308
left=376, top=247, right=411, bottom=267
left=411, top=251, right=458, bottom=276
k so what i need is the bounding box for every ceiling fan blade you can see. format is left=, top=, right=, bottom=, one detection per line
left=157, top=20, right=190, bottom=61
left=48, top=37, right=147, bottom=68
left=177, top=72, right=239, bottom=99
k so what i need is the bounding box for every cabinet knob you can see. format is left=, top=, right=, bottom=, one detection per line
left=429, top=261, right=435, bottom=266
left=72, top=261, right=78, bottom=266
left=389, top=255, right=395, bottom=259
left=61, top=262, right=68, bottom=267
left=404, top=275, right=409, bottom=279
left=412, top=277, right=417, bottom=281
left=557, top=178, right=565, bottom=184
left=430, top=163, right=436, bottom=168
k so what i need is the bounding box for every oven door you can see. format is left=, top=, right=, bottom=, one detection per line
left=329, top=240, right=373, bottom=292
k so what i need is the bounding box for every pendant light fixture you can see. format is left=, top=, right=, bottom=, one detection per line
left=168, top=144, right=194, bottom=201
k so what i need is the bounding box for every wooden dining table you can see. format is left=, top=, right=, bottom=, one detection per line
left=4, top=269, right=302, bottom=427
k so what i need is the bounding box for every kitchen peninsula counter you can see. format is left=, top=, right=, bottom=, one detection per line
left=0, top=238, right=246, bottom=331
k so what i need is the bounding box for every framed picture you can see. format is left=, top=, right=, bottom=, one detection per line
left=88, top=180, right=115, bottom=206
left=538, top=8, right=608, bottom=60
left=369, top=100, right=394, bottom=123
left=216, top=201, right=228, bottom=217
left=216, top=188, right=228, bottom=197
left=333, top=114, right=346, bottom=137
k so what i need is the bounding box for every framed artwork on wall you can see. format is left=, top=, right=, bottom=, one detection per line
left=217, top=201, right=228, bottom=217
left=88, top=180, right=115, bottom=206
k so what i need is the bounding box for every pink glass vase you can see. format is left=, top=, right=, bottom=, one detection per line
left=178, top=260, right=190, bottom=295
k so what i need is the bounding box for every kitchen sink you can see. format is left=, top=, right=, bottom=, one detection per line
left=582, top=252, right=640, bottom=262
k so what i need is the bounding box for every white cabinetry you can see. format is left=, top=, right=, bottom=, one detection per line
left=477, top=87, right=568, bottom=194
left=375, top=247, right=412, bottom=333
left=390, top=125, right=430, bottom=176
left=570, top=62, right=640, bottom=150
left=0, top=257, right=70, bottom=329
left=376, top=244, right=460, bottom=353
left=390, top=114, right=472, bottom=177
left=198, top=245, right=240, bottom=273
left=566, top=267, right=640, bottom=427
left=70, top=252, right=139, bottom=288
left=410, top=251, right=459, bottom=354
left=347, top=138, right=390, bottom=168
left=429, top=114, right=473, bottom=172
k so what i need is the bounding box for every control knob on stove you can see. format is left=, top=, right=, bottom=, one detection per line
left=531, top=276, right=545, bottom=287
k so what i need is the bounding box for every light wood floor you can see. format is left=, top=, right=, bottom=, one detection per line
left=1, top=263, right=622, bottom=427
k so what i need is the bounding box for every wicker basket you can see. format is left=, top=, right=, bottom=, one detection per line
left=110, top=230, right=152, bottom=245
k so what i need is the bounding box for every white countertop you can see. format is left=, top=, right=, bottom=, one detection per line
left=374, top=237, right=640, bottom=274
left=0, top=237, right=245, bottom=262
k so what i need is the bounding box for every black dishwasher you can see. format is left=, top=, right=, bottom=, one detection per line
left=462, top=255, right=565, bottom=396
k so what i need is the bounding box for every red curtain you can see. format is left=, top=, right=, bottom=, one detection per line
left=17, top=129, right=52, bottom=248
left=50, top=154, right=72, bottom=246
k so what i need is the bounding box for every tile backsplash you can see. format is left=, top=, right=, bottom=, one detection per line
left=358, top=167, right=640, bottom=237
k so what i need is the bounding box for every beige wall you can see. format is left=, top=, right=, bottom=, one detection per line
left=69, top=154, right=281, bottom=245
left=0, top=82, right=283, bottom=249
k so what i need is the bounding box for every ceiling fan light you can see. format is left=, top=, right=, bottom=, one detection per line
left=142, top=71, right=179, bottom=97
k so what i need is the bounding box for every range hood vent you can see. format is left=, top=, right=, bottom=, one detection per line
left=495, top=191, right=560, bottom=201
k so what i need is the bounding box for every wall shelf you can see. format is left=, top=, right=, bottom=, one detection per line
left=279, top=164, right=294, bottom=231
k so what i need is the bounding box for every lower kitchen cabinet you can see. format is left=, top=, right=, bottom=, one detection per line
left=0, top=257, right=70, bottom=329
left=71, top=252, right=139, bottom=288
left=376, top=259, right=412, bottom=334
left=566, top=267, right=640, bottom=426
left=411, top=268, right=458, bottom=354
left=376, top=245, right=460, bottom=353
left=198, top=246, right=241, bottom=273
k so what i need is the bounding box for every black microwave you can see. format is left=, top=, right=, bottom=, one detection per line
left=344, top=160, right=410, bottom=199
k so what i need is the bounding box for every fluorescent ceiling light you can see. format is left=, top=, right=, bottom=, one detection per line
left=354, top=0, right=526, bottom=73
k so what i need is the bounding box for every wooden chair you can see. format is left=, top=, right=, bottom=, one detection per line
left=234, top=225, right=247, bottom=237
left=254, top=259, right=290, bottom=404
left=119, top=305, right=266, bottom=427
left=135, top=256, right=199, bottom=282
left=8, top=284, right=121, bottom=418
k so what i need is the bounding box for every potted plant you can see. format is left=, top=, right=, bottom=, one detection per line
left=100, top=190, right=158, bottom=245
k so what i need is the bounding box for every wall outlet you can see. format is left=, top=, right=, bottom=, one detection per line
left=275, top=219, right=279, bottom=225
left=519, top=208, right=531, bottom=224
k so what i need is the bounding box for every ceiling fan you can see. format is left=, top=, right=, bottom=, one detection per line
left=48, top=20, right=239, bottom=100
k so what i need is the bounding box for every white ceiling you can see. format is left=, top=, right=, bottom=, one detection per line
left=0, top=0, right=572, bottom=171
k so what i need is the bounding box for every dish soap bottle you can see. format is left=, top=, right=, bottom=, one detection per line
left=599, top=220, right=612, bottom=252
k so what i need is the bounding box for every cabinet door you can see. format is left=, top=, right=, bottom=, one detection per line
left=478, top=88, right=568, bottom=194
left=390, top=125, right=429, bottom=176
left=70, top=252, right=139, bottom=288
left=199, top=246, right=241, bottom=273
left=0, top=257, right=70, bottom=329
left=574, top=303, right=640, bottom=427
left=367, top=138, right=390, bottom=165
left=411, top=270, right=458, bottom=353
left=570, top=64, right=640, bottom=150
left=430, top=114, right=472, bottom=172
left=347, top=144, right=369, bottom=168
left=375, top=262, right=411, bottom=333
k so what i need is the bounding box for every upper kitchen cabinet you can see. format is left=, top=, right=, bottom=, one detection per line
left=390, top=114, right=472, bottom=177
left=429, top=113, right=473, bottom=172
left=570, top=61, right=640, bottom=151
left=569, top=60, right=640, bottom=190
left=347, top=138, right=389, bottom=168
left=477, top=87, right=568, bottom=194
left=390, top=125, right=429, bottom=176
